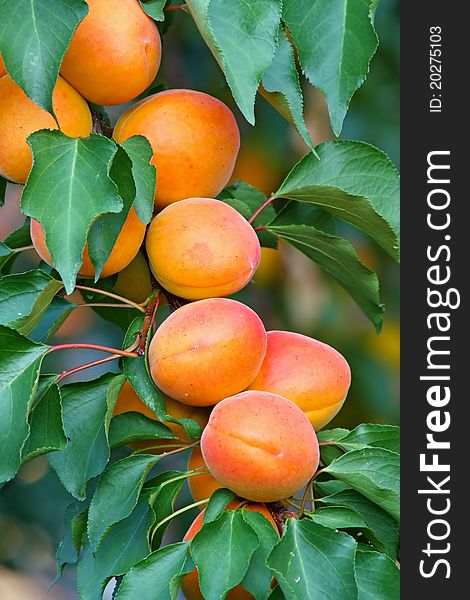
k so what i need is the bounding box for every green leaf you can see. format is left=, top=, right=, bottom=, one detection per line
left=355, top=548, right=400, bottom=600
left=203, top=488, right=236, bottom=524
left=283, top=0, right=378, bottom=135
left=54, top=502, right=88, bottom=583
left=87, top=146, right=135, bottom=279
left=120, top=135, right=157, bottom=224
left=207, top=0, right=282, bottom=124
left=274, top=142, right=400, bottom=261
left=338, top=424, right=400, bottom=454
left=22, top=383, right=66, bottom=462
left=147, top=470, right=187, bottom=548
left=48, top=373, right=124, bottom=499
left=0, top=326, right=48, bottom=482
left=317, top=489, right=399, bottom=559
left=0, top=242, right=14, bottom=272
left=0, top=269, right=63, bottom=334
left=269, top=224, right=383, bottom=330
left=139, top=0, right=167, bottom=22
left=122, top=316, right=167, bottom=421
left=308, top=506, right=369, bottom=530
left=324, top=448, right=400, bottom=521
left=77, top=495, right=155, bottom=600
left=87, top=453, right=158, bottom=551
left=270, top=201, right=337, bottom=235
left=317, top=428, right=351, bottom=444
left=109, top=412, right=174, bottom=448
left=0, top=0, right=88, bottom=113
left=3, top=218, right=32, bottom=249
left=29, top=295, right=76, bottom=342
left=115, top=542, right=191, bottom=600
left=241, top=510, right=279, bottom=600
left=21, top=131, right=123, bottom=293
left=267, top=519, right=357, bottom=600
left=261, top=28, right=314, bottom=151
left=191, top=510, right=259, bottom=600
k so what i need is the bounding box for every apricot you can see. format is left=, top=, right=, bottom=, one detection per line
left=113, top=89, right=240, bottom=208
left=146, top=198, right=260, bottom=300
left=187, top=447, right=223, bottom=505
left=201, top=391, right=319, bottom=502
left=247, top=331, right=351, bottom=430
left=60, top=0, right=161, bottom=106
left=113, top=252, right=153, bottom=304
left=0, top=75, right=92, bottom=183
left=148, top=298, right=267, bottom=407
left=114, top=380, right=209, bottom=451
left=0, top=55, right=6, bottom=77
left=30, top=208, right=146, bottom=279
left=181, top=502, right=277, bottom=600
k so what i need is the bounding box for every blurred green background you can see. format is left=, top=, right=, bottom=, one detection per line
left=0, top=1, right=399, bottom=597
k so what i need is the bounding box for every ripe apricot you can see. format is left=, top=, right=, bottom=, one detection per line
left=181, top=502, right=277, bottom=600
left=113, top=89, right=240, bottom=208
left=0, top=55, right=6, bottom=77
left=114, top=380, right=209, bottom=451
left=146, top=198, right=260, bottom=300
left=201, top=391, right=319, bottom=502
left=148, top=298, right=267, bottom=407
left=113, top=252, right=153, bottom=304
left=187, top=447, right=223, bottom=505
left=0, top=75, right=92, bottom=183
left=30, top=208, right=146, bottom=279
left=247, top=331, right=351, bottom=430
left=60, top=0, right=161, bottom=106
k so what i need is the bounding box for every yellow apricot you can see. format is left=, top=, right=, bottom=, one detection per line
left=113, top=252, right=153, bottom=304
left=113, top=89, right=240, bottom=209
left=30, top=208, right=146, bottom=279
left=201, top=391, right=319, bottom=502
left=187, top=447, right=223, bottom=506
left=247, top=331, right=351, bottom=430
left=60, top=0, right=161, bottom=106
left=0, top=75, right=92, bottom=183
left=148, top=298, right=267, bottom=407
left=146, top=198, right=260, bottom=300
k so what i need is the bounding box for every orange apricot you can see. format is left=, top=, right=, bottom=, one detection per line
left=113, top=252, right=153, bottom=304
left=247, top=331, right=351, bottom=430
left=60, top=0, right=161, bottom=106
left=181, top=502, right=277, bottom=600
left=0, top=55, right=6, bottom=77
left=30, top=208, right=146, bottom=279
left=113, top=89, right=240, bottom=208
left=148, top=298, right=267, bottom=407
left=0, top=75, right=92, bottom=183
left=187, top=446, right=223, bottom=506
left=114, top=380, right=209, bottom=451
left=201, top=391, right=319, bottom=502
left=146, top=198, right=260, bottom=300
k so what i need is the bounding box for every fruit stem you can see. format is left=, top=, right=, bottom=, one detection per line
left=56, top=354, right=120, bottom=382
left=299, top=468, right=325, bottom=517
left=48, top=343, right=139, bottom=359
left=165, top=4, right=186, bottom=12
left=12, top=245, right=34, bottom=253
left=248, top=196, right=275, bottom=224
left=137, top=292, right=160, bottom=353
left=75, top=284, right=148, bottom=313
left=154, top=498, right=210, bottom=531
left=76, top=302, right=141, bottom=309
left=253, top=226, right=267, bottom=232
left=133, top=439, right=200, bottom=456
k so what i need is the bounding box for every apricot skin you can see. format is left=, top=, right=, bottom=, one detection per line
left=0, top=75, right=92, bottom=183
left=148, top=299, right=267, bottom=407
left=247, top=331, right=351, bottom=430
left=113, top=89, right=240, bottom=208
left=30, top=208, right=146, bottom=279
left=60, top=0, right=161, bottom=106
left=182, top=502, right=277, bottom=600
left=0, top=55, right=6, bottom=77
left=201, top=391, right=320, bottom=503
left=146, top=198, right=261, bottom=300
left=187, top=446, right=223, bottom=506
left=113, top=380, right=209, bottom=451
